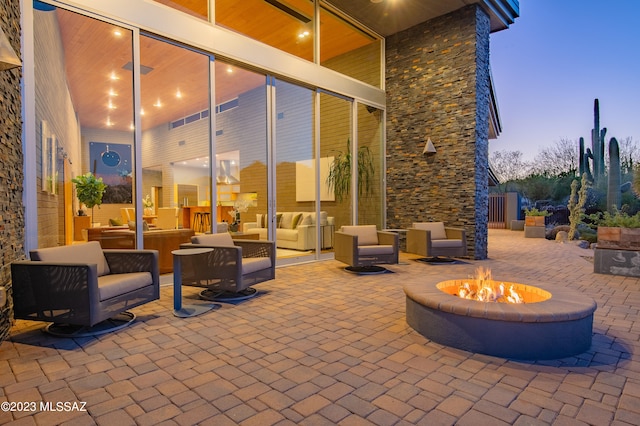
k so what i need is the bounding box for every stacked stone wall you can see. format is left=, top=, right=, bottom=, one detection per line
left=385, top=5, right=490, bottom=259
left=0, top=0, right=24, bottom=342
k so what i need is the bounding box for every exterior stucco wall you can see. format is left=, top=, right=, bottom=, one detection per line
left=385, top=5, right=491, bottom=259
left=0, top=0, right=24, bottom=342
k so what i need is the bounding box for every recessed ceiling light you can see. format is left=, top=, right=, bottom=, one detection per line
left=153, top=99, right=162, bottom=108
left=176, top=89, right=182, bottom=99
left=113, top=29, right=122, bottom=37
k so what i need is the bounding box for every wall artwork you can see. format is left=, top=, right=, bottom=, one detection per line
left=295, top=157, right=335, bottom=202
left=40, top=120, right=58, bottom=194
left=89, top=142, right=132, bottom=203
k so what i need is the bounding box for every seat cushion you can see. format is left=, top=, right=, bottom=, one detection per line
left=358, top=245, right=395, bottom=255
left=98, top=272, right=153, bottom=301
left=432, top=239, right=464, bottom=248
left=242, top=257, right=272, bottom=275
left=413, top=222, right=447, bottom=240
left=277, top=229, right=298, bottom=241
left=341, top=225, right=378, bottom=246
left=192, top=233, right=235, bottom=247
left=30, top=241, right=111, bottom=277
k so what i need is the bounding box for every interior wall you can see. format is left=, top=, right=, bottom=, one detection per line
left=34, top=9, right=82, bottom=247
left=385, top=5, right=491, bottom=259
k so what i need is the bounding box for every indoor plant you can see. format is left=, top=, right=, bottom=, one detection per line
left=72, top=172, right=107, bottom=226
left=326, top=139, right=375, bottom=203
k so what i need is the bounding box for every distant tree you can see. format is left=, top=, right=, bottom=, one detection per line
left=618, top=136, right=638, bottom=176
left=489, top=150, right=530, bottom=191
left=530, top=138, right=579, bottom=177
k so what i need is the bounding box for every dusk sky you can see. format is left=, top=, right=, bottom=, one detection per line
left=489, top=0, right=640, bottom=161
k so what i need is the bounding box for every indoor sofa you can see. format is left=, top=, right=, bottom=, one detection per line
left=242, top=211, right=334, bottom=251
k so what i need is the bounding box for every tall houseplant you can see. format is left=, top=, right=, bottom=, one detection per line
left=327, top=139, right=375, bottom=203
left=72, top=172, right=107, bottom=226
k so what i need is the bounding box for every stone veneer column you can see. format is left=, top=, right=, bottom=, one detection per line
left=385, top=5, right=490, bottom=259
left=0, top=0, right=24, bottom=342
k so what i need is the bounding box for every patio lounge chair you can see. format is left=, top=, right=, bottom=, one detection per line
left=180, top=233, right=275, bottom=301
left=10, top=241, right=160, bottom=336
left=334, top=225, right=399, bottom=274
left=406, top=222, right=467, bottom=262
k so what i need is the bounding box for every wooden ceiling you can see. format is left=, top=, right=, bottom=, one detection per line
left=50, top=0, right=374, bottom=132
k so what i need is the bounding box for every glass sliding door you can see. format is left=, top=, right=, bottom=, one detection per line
left=319, top=91, right=352, bottom=236
left=214, top=61, right=268, bottom=239
left=33, top=5, right=135, bottom=247
left=273, top=79, right=316, bottom=263
left=139, top=35, right=212, bottom=234
left=357, top=103, right=384, bottom=228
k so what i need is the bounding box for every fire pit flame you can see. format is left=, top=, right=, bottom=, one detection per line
left=458, top=267, right=524, bottom=303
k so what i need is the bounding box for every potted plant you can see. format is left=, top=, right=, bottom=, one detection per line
left=523, top=207, right=550, bottom=238
left=143, top=194, right=154, bottom=216
left=327, top=139, right=375, bottom=203
left=590, top=209, right=640, bottom=250
left=72, top=172, right=107, bottom=227
left=524, top=207, right=551, bottom=226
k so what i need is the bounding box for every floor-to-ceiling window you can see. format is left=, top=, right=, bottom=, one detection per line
left=140, top=36, right=212, bottom=232
left=29, top=0, right=385, bottom=267
left=357, top=103, right=384, bottom=227
left=319, top=91, right=352, bottom=233
left=273, top=79, right=316, bottom=262
left=34, top=5, right=135, bottom=247
left=214, top=61, right=268, bottom=238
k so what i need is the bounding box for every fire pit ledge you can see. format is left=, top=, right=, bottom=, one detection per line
left=404, top=281, right=597, bottom=360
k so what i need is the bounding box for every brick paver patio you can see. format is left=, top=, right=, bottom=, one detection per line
left=1, top=229, right=639, bottom=425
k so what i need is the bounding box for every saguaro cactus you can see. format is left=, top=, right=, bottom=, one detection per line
left=608, top=137, right=621, bottom=213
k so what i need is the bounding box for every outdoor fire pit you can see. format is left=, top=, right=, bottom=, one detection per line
left=404, top=270, right=597, bottom=360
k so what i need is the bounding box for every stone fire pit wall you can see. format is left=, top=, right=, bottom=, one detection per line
left=404, top=281, right=597, bottom=360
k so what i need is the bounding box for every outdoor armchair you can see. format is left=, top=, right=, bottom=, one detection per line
left=406, top=222, right=468, bottom=262
left=11, top=241, right=159, bottom=336
left=334, top=225, right=399, bottom=273
left=180, top=233, right=275, bottom=301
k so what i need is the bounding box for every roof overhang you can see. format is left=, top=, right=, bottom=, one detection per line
left=323, top=0, right=519, bottom=37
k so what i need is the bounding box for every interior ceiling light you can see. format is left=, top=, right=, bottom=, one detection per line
left=107, top=100, right=116, bottom=110
left=298, top=31, right=310, bottom=39
left=226, top=67, right=233, bottom=73
left=176, top=89, right=182, bottom=99
left=113, top=29, right=122, bottom=37
left=140, top=108, right=145, bottom=116
left=108, top=88, right=117, bottom=97
left=153, top=99, right=162, bottom=108
left=370, top=0, right=383, bottom=3
left=109, top=71, right=119, bottom=80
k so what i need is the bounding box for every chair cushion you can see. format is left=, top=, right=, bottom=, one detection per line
left=358, top=245, right=395, bottom=255
left=413, top=222, right=447, bottom=240
left=192, top=233, right=235, bottom=247
left=342, top=225, right=379, bottom=246
left=242, top=257, right=272, bottom=275
left=98, top=272, right=153, bottom=301
left=30, top=241, right=111, bottom=277
left=432, top=239, right=464, bottom=248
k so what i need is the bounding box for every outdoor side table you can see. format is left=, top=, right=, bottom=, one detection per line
left=172, top=248, right=216, bottom=318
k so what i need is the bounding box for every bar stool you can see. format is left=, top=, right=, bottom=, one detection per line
left=193, top=212, right=211, bottom=233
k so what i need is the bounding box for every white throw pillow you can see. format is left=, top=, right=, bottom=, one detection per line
left=413, top=222, right=447, bottom=240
